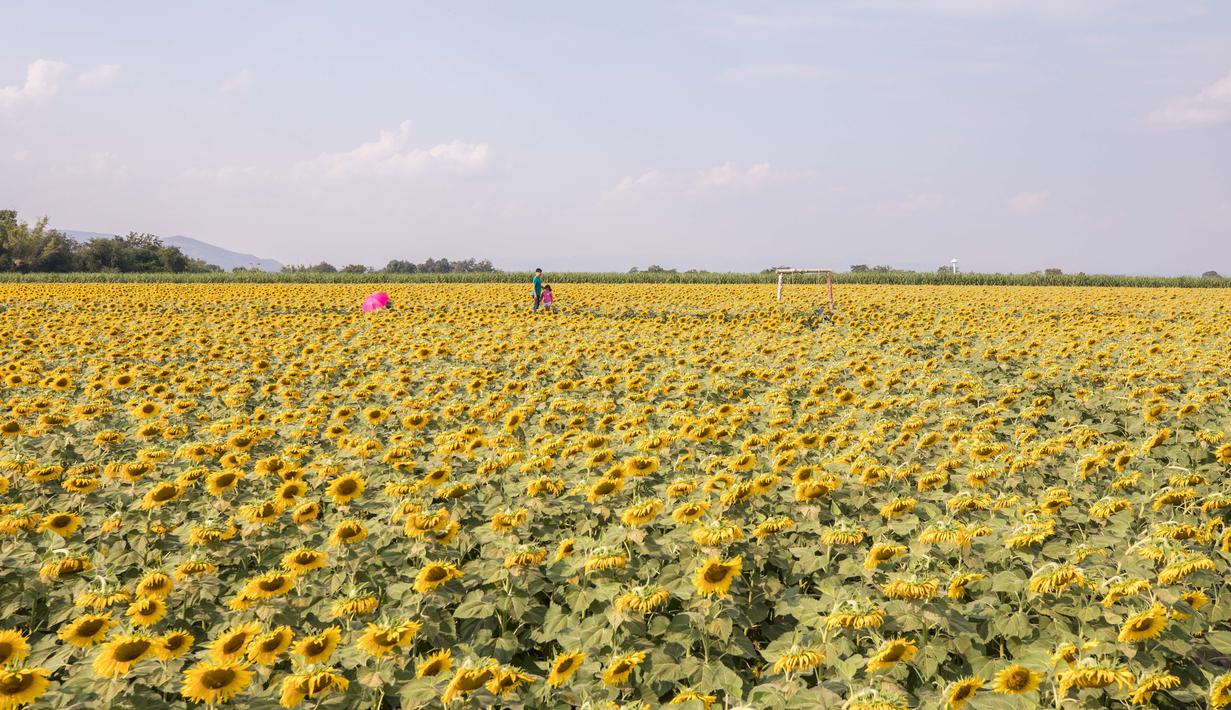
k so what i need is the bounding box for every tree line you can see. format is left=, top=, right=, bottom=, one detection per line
left=279, top=258, right=497, bottom=274
left=0, top=211, right=218, bottom=273
left=2, top=211, right=500, bottom=275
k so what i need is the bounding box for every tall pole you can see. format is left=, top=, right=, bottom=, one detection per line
left=827, top=271, right=834, bottom=311
left=776, top=272, right=783, bottom=302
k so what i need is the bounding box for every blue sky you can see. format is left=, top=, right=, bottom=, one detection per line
left=1, top=1, right=1228, bottom=274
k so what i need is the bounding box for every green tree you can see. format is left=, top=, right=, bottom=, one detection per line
left=0, top=213, right=75, bottom=272
left=384, top=260, right=417, bottom=273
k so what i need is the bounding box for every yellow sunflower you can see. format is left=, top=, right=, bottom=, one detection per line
left=326, top=473, right=365, bottom=505
left=281, top=548, right=327, bottom=574
left=328, top=520, right=367, bottom=545
left=0, top=629, right=30, bottom=665
left=621, top=499, right=663, bottom=526
left=155, top=630, right=196, bottom=661
left=946, top=676, right=983, bottom=708
left=601, top=650, right=647, bottom=686
left=292, top=626, right=341, bottom=664
left=1128, top=672, right=1180, bottom=705
left=330, top=594, right=378, bottom=617
left=291, top=501, right=320, bottom=524
left=693, top=556, right=741, bottom=597
left=417, top=649, right=453, bottom=678
left=242, top=571, right=297, bottom=600
left=278, top=668, right=348, bottom=708
left=771, top=646, right=825, bottom=675
left=1117, top=603, right=1168, bottom=643
left=125, top=597, right=167, bottom=628
left=864, top=543, right=906, bottom=570
left=135, top=571, right=174, bottom=598
left=57, top=614, right=115, bottom=648
left=180, top=661, right=252, bottom=704
left=668, top=688, right=718, bottom=707
left=1212, top=673, right=1231, bottom=708
left=414, top=561, right=463, bottom=593
left=826, top=599, right=885, bottom=630
left=356, top=620, right=420, bottom=658
left=93, top=635, right=154, bottom=677
left=486, top=666, right=536, bottom=696
left=865, top=638, right=917, bottom=673
left=39, top=512, right=83, bottom=538
left=206, top=470, right=242, bottom=496
left=209, top=622, right=262, bottom=662
left=547, top=650, right=586, bottom=687
left=441, top=660, right=499, bottom=704
left=993, top=664, right=1041, bottom=694
left=0, top=667, right=50, bottom=709
left=246, top=626, right=293, bottom=665
left=616, top=586, right=670, bottom=614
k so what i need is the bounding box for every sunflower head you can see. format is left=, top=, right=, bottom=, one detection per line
left=994, top=663, right=1042, bottom=694
left=180, top=661, right=252, bottom=705
left=93, top=635, right=155, bottom=677
left=946, top=676, right=983, bottom=709
left=693, top=556, right=742, bottom=597
left=246, top=626, right=293, bottom=664
left=547, top=650, right=586, bottom=687
left=865, top=638, right=918, bottom=673
left=0, top=667, right=50, bottom=708
left=601, top=650, right=647, bottom=686
left=417, top=649, right=453, bottom=678
left=155, top=630, right=195, bottom=660
left=58, top=614, right=116, bottom=648
left=0, top=629, right=30, bottom=665
left=210, top=622, right=262, bottom=662
left=413, top=561, right=463, bottom=593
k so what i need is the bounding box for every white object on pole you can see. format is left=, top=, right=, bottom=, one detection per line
left=775, top=268, right=835, bottom=310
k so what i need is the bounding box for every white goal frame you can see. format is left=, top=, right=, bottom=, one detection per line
left=776, top=268, right=835, bottom=310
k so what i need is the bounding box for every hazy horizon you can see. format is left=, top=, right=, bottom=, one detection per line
left=2, top=1, right=1229, bottom=275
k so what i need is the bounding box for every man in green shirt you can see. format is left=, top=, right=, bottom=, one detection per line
left=532, top=268, right=543, bottom=312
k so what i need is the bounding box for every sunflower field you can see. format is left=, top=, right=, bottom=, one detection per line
left=1, top=283, right=1230, bottom=710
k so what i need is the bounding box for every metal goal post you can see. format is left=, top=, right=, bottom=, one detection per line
left=775, top=268, right=835, bottom=310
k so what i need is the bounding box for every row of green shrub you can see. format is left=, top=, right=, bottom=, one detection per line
left=1, top=271, right=1228, bottom=287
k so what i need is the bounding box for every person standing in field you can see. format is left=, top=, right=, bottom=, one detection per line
left=532, top=268, right=543, bottom=312
left=540, top=284, right=554, bottom=313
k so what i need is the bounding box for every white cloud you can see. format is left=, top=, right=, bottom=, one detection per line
left=180, top=165, right=269, bottom=183
left=78, top=64, right=120, bottom=88
left=882, top=192, right=943, bottom=213
left=604, top=162, right=774, bottom=202
left=689, top=162, right=771, bottom=194
left=1008, top=190, right=1049, bottom=214
left=1149, top=70, right=1231, bottom=129
left=295, top=121, right=489, bottom=179
left=720, top=63, right=828, bottom=82
left=220, top=68, right=255, bottom=94
left=0, top=59, right=68, bottom=109
left=606, top=170, right=668, bottom=197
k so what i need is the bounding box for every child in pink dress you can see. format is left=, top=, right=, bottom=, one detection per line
left=540, top=284, right=555, bottom=313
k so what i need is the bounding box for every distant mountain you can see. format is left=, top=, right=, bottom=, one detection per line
left=162, top=236, right=282, bottom=272
left=62, top=230, right=283, bottom=272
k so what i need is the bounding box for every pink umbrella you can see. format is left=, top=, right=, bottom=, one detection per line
left=362, top=292, right=390, bottom=312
